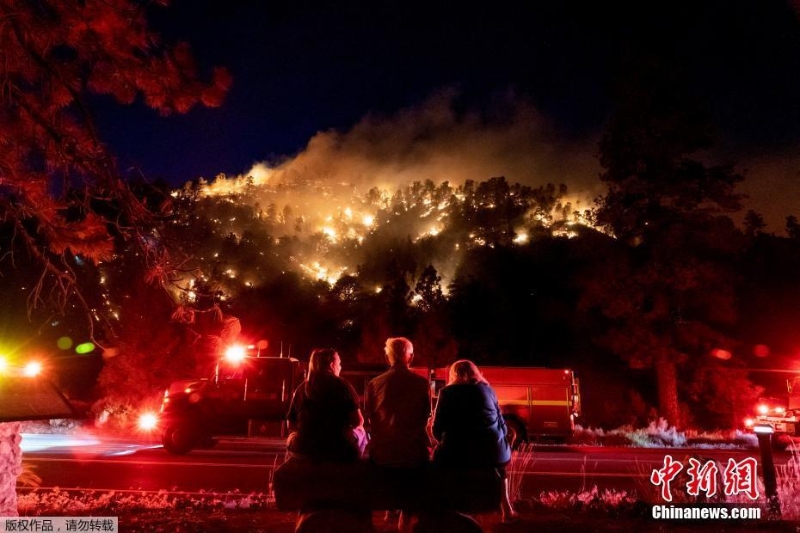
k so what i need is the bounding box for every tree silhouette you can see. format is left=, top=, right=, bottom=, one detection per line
left=411, top=265, right=457, bottom=368
left=786, top=216, right=800, bottom=240
left=0, top=0, right=230, bottom=332
left=591, top=63, right=744, bottom=427
left=0, top=0, right=229, bottom=516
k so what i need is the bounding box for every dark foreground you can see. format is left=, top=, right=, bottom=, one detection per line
left=17, top=487, right=800, bottom=532
left=112, top=508, right=800, bottom=533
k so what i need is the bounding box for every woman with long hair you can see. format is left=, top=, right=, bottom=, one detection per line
left=286, top=348, right=366, bottom=462
left=431, top=359, right=518, bottom=522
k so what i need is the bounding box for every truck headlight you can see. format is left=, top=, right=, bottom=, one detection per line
left=138, top=412, right=159, bottom=431
left=23, top=361, right=42, bottom=377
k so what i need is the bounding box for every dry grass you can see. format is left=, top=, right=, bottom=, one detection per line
left=570, top=420, right=760, bottom=449
left=14, top=422, right=800, bottom=530
left=773, top=442, right=800, bottom=519
left=507, top=442, right=535, bottom=502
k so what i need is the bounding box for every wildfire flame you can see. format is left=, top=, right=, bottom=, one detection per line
left=165, top=170, right=597, bottom=303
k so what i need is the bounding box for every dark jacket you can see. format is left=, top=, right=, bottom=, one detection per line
left=431, top=382, right=511, bottom=467
left=365, top=366, right=431, bottom=467
left=286, top=372, right=361, bottom=461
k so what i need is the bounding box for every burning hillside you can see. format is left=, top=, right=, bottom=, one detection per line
left=164, top=171, right=594, bottom=306
left=155, top=91, right=605, bottom=304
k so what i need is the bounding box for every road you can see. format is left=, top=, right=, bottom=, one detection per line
left=19, top=433, right=797, bottom=497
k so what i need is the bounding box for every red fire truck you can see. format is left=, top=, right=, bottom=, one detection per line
left=744, top=375, right=800, bottom=439
left=139, top=345, right=306, bottom=454
left=416, top=366, right=581, bottom=445
left=343, top=365, right=581, bottom=445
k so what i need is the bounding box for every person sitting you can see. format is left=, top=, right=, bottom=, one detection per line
left=431, top=359, right=518, bottom=523
left=286, top=348, right=366, bottom=462
left=365, top=337, right=432, bottom=533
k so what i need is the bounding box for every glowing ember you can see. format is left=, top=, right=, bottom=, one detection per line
left=300, top=261, right=346, bottom=286
left=321, top=227, right=338, bottom=241
left=175, top=172, right=597, bottom=292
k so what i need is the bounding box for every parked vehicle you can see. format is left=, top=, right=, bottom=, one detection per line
left=416, top=366, right=581, bottom=446
left=745, top=376, right=800, bottom=438
left=343, top=364, right=581, bottom=446
left=140, top=345, right=306, bottom=454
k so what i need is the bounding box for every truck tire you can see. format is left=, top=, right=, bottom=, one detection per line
left=504, top=417, right=527, bottom=450
left=773, top=434, right=791, bottom=451
left=162, top=421, right=199, bottom=455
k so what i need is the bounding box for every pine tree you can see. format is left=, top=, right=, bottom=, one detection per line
left=0, top=0, right=230, bottom=320
left=591, top=64, right=744, bottom=428
left=0, top=0, right=229, bottom=514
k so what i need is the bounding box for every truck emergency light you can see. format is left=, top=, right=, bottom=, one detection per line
left=138, top=411, right=158, bottom=431
left=23, top=361, right=42, bottom=377
left=0, top=356, right=42, bottom=377
left=224, top=345, right=246, bottom=364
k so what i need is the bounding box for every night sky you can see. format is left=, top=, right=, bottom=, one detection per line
left=95, top=1, right=800, bottom=229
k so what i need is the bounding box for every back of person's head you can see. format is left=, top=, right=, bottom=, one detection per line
left=306, top=348, right=340, bottom=396
left=448, top=359, right=488, bottom=385
left=385, top=337, right=414, bottom=367
left=308, top=348, right=338, bottom=375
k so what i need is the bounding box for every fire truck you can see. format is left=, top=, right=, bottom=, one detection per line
left=343, top=365, right=581, bottom=445
left=140, top=345, right=306, bottom=454
left=416, top=366, right=581, bottom=446
left=744, top=375, right=800, bottom=439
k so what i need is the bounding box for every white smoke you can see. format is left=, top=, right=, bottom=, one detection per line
left=243, top=88, right=603, bottom=205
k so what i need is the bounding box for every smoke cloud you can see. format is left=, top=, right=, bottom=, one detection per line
left=737, top=150, right=800, bottom=231
left=247, top=88, right=603, bottom=208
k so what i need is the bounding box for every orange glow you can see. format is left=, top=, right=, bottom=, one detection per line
left=711, top=348, right=732, bottom=360
left=322, top=226, right=336, bottom=237
left=757, top=404, right=769, bottom=415
left=184, top=173, right=601, bottom=288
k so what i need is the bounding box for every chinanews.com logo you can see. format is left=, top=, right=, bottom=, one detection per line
left=649, top=454, right=762, bottom=521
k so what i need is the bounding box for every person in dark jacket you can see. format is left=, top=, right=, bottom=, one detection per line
left=365, top=337, right=431, bottom=467
left=431, top=359, right=518, bottom=522
left=286, top=348, right=366, bottom=462
left=365, top=337, right=431, bottom=533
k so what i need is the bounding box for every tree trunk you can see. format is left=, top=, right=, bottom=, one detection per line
left=0, top=422, right=22, bottom=516
left=655, top=355, right=681, bottom=428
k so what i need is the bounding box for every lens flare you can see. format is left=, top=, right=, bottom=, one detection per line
left=138, top=412, right=158, bottom=431
left=224, top=345, right=246, bottom=363
left=23, top=361, right=42, bottom=377
left=75, top=342, right=95, bottom=355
